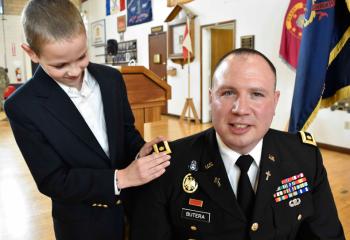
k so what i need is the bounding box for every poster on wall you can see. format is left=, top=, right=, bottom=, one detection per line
left=106, top=0, right=126, bottom=15
left=127, top=0, right=152, bottom=26
left=117, top=15, right=126, bottom=32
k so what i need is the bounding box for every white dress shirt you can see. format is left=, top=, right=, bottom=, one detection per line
left=55, top=70, right=122, bottom=195
left=216, top=132, right=263, bottom=196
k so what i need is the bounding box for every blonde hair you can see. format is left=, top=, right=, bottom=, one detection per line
left=21, top=0, right=85, bottom=55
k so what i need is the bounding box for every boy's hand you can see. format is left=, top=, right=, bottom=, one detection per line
left=117, top=152, right=171, bottom=189
left=138, top=136, right=166, bottom=158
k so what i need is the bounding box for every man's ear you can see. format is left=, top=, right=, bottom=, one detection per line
left=21, top=43, right=39, bottom=63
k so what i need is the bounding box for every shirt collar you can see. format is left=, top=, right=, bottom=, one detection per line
left=216, top=132, right=263, bottom=168
left=55, top=69, right=96, bottom=98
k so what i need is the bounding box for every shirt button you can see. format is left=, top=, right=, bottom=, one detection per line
left=251, top=222, right=259, bottom=231
left=116, top=199, right=122, bottom=205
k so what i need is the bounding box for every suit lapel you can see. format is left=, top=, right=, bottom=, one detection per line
left=192, top=128, right=245, bottom=221
left=88, top=64, right=118, bottom=165
left=252, top=130, right=283, bottom=218
left=34, top=66, right=110, bottom=163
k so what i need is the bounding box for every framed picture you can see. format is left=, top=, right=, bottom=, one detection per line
left=117, top=15, right=126, bottom=33
left=91, top=19, right=106, bottom=46
left=171, top=23, right=186, bottom=55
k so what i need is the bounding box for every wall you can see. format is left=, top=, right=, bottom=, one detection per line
left=0, top=15, right=27, bottom=83
left=3, top=0, right=81, bottom=15
left=0, top=0, right=343, bottom=148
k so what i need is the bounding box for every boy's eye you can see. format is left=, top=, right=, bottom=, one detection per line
left=53, top=64, right=65, bottom=69
left=78, top=54, right=86, bottom=60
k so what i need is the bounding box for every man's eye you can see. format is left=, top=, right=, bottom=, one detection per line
left=252, top=92, right=264, bottom=97
left=222, top=91, right=234, bottom=96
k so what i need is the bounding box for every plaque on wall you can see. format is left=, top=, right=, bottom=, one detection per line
left=241, top=35, right=255, bottom=49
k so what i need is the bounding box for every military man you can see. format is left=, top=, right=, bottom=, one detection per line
left=130, top=48, right=345, bottom=240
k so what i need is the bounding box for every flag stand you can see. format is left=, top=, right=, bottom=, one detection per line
left=180, top=43, right=199, bottom=124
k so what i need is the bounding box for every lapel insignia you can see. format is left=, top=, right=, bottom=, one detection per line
left=299, top=131, right=317, bottom=146
left=268, top=154, right=275, bottom=162
left=189, top=160, right=198, bottom=171
left=153, top=140, right=172, bottom=154
left=204, top=162, right=214, bottom=170
left=213, top=177, right=221, bottom=188
left=183, top=173, right=198, bottom=194
left=265, top=171, right=271, bottom=181
left=274, top=173, right=309, bottom=203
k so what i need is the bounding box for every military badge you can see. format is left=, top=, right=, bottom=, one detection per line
left=153, top=140, right=172, bottom=154
left=274, top=173, right=309, bottom=203
left=299, top=131, right=317, bottom=146
left=189, top=160, right=198, bottom=171
left=188, top=198, right=203, bottom=207
left=183, top=173, right=198, bottom=193
left=213, top=177, right=221, bottom=188
left=204, top=162, right=214, bottom=170
left=268, top=154, right=276, bottom=162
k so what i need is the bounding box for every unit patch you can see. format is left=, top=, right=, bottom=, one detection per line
left=181, top=208, right=211, bottom=223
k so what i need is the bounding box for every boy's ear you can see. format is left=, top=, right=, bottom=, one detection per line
left=21, top=43, right=40, bottom=63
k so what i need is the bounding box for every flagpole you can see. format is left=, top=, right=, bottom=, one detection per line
left=187, top=30, right=191, bottom=122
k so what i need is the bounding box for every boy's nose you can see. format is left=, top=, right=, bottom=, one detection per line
left=67, top=64, right=81, bottom=77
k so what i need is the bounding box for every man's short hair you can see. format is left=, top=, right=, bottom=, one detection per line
left=212, top=48, right=277, bottom=89
left=21, top=0, right=85, bottom=55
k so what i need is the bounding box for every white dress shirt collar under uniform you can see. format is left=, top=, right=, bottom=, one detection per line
left=216, top=132, right=263, bottom=196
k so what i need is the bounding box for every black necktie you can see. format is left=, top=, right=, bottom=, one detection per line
left=236, top=155, right=255, bottom=220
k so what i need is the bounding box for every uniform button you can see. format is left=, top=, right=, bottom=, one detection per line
left=102, top=204, right=108, bottom=208
left=297, top=214, right=302, bottom=221
left=116, top=200, right=122, bottom=205
left=190, top=225, right=197, bottom=231
left=251, top=222, right=259, bottom=231
left=98, top=204, right=103, bottom=207
left=92, top=203, right=97, bottom=207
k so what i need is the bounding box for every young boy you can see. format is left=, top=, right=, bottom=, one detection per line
left=4, top=0, right=170, bottom=239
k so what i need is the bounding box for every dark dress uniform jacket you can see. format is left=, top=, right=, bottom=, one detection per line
left=5, top=63, right=145, bottom=240
left=130, top=128, right=345, bottom=240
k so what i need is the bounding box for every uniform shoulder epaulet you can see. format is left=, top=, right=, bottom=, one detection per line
left=298, top=131, right=317, bottom=146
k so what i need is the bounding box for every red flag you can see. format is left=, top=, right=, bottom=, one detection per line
left=279, top=0, right=306, bottom=68
left=120, top=0, right=125, bottom=11
left=182, top=18, right=192, bottom=61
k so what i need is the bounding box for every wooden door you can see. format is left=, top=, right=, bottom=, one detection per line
left=210, top=29, right=234, bottom=82
left=149, top=32, right=167, bottom=113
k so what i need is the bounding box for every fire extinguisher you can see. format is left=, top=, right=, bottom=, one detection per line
left=15, top=68, right=22, bottom=82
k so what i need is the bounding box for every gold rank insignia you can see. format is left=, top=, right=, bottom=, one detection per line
left=153, top=140, right=172, bottom=154
left=299, top=131, right=317, bottom=146
left=183, top=173, right=198, bottom=193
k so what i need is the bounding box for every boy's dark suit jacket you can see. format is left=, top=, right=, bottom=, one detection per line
left=130, top=128, right=345, bottom=240
left=5, top=63, right=145, bottom=240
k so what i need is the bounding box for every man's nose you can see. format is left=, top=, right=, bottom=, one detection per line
left=231, top=96, right=249, bottom=114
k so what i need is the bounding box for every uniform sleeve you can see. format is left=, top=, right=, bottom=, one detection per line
left=5, top=101, right=116, bottom=206
left=297, top=147, right=345, bottom=240
left=129, top=175, right=173, bottom=240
